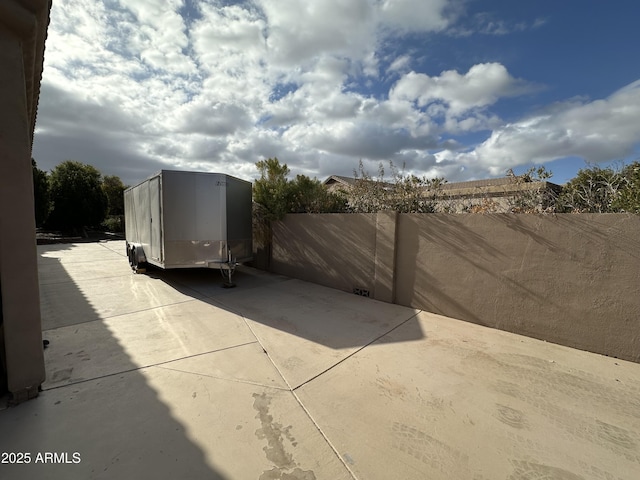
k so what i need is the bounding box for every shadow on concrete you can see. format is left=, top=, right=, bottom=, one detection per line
left=0, top=242, right=226, bottom=480
left=148, top=263, right=426, bottom=351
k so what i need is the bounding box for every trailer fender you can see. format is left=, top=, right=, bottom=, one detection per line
left=127, top=243, right=147, bottom=269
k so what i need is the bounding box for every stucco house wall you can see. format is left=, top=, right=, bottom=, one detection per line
left=0, top=0, right=51, bottom=402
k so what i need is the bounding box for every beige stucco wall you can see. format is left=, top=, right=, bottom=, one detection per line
left=399, top=214, right=640, bottom=362
left=272, top=214, right=378, bottom=296
left=0, top=0, right=50, bottom=402
left=272, top=213, right=399, bottom=303
left=271, top=213, right=640, bottom=362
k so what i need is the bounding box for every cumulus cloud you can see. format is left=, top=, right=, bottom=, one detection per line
left=258, top=0, right=375, bottom=65
left=439, top=80, right=640, bottom=176
left=378, top=0, right=454, bottom=32
left=33, top=0, right=640, bottom=187
left=391, top=63, right=535, bottom=116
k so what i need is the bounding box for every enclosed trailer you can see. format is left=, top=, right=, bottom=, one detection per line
left=124, top=170, right=252, bottom=284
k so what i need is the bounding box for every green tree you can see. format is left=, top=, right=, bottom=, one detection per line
left=253, top=157, right=346, bottom=217
left=253, top=157, right=293, bottom=221
left=32, top=158, right=50, bottom=226
left=289, top=175, right=347, bottom=213
left=102, top=175, right=126, bottom=216
left=252, top=158, right=347, bottom=268
left=48, top=160, right=108, bottom=232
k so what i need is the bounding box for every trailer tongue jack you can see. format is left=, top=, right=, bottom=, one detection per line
left=217, top=249, right=237, bottom=288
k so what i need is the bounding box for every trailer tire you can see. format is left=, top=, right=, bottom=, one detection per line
left=130, top=246, right=147, bottom=272
left=132, top=247, right=139, bottom=268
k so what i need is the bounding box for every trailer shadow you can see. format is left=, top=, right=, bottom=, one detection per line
left=148, top=264, right=426, bottom=351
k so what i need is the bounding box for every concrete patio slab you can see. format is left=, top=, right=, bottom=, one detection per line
left=214, top=279, right=422, bottom=388
left=37, top=257, right=132, bottom=286
left=42, top=300, right=257, bottom=389
left=38, top=242, right=122, bottom=263
left=1, top=240, right=639, bottom=480
left=296, top=310, right=640, bottom=480
left=159, top=342, right=289, bottom=390
left=1, top=356, right=351, bottom=480
left=40, top=271, right=204, bottom=330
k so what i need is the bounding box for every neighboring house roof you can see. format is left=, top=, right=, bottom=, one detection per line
left=440, top=177, right=563, bottom=199
left=324, top=174, right=562, bottom=197
left=440, top=177, right=516, bottom=190
left=323, top=175, right=357, bottom=187
left=0, top=0, right=51, bottom=149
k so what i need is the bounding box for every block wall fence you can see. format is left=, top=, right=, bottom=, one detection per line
left=265, top=213, right=640, bottom=363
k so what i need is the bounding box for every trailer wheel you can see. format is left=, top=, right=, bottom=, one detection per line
left=127, top=245, right=136, bottom=268
left=131, top=247, right=141, bottom=269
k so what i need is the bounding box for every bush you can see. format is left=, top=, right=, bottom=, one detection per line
left=612, top=162, right=640, bottom=213
left=253, top=157, right=346, bottom=219
left=101, top=215, right=124, bottom=233
left=348, top=160, right=445, bottom=213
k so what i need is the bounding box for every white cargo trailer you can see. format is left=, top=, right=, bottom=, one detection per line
left=124, top=170, right=252, bottom=285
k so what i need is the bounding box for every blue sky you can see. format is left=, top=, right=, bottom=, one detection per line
left=33, top=0, right=640, bottom=186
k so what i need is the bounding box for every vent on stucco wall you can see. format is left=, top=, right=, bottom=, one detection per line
left=353, top=287, right=370, bottom=298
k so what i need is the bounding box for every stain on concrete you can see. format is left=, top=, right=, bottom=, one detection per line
left=77, top=350, right=91, bottom=362
left=495, top=404, right=528, bottom=430
left=376, top=376, right=407, bottom=399
left=50, top=367, right=73, bottom=382
left=508, top=460, right=585, bottom=480
left=253, top=392, right=316, bottom=480
left=253, top=392, right=295, bottom=469
left=259, top=467, right=317, bottom=480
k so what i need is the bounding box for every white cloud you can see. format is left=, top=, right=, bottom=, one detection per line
left=378, top=0, right=453, bottom=32
left=388, top=54, right=411, bottom=74
left=257, top=0, right=376, bottom=65
left=33, top=0, right=640, bottom=188
left=391, top=63, right=534, bottom=116
left=440, top=80, right=640, bottom=176
left=450, top=12, right=548, bottom=37
left=117, top=0, right=196, bottom=74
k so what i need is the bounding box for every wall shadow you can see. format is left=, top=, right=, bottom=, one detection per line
left=0, top=241, right=226, bottom=479
left=397, top=214, right=562, bottom=311
left=271, top=214, right=378, bottom=295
